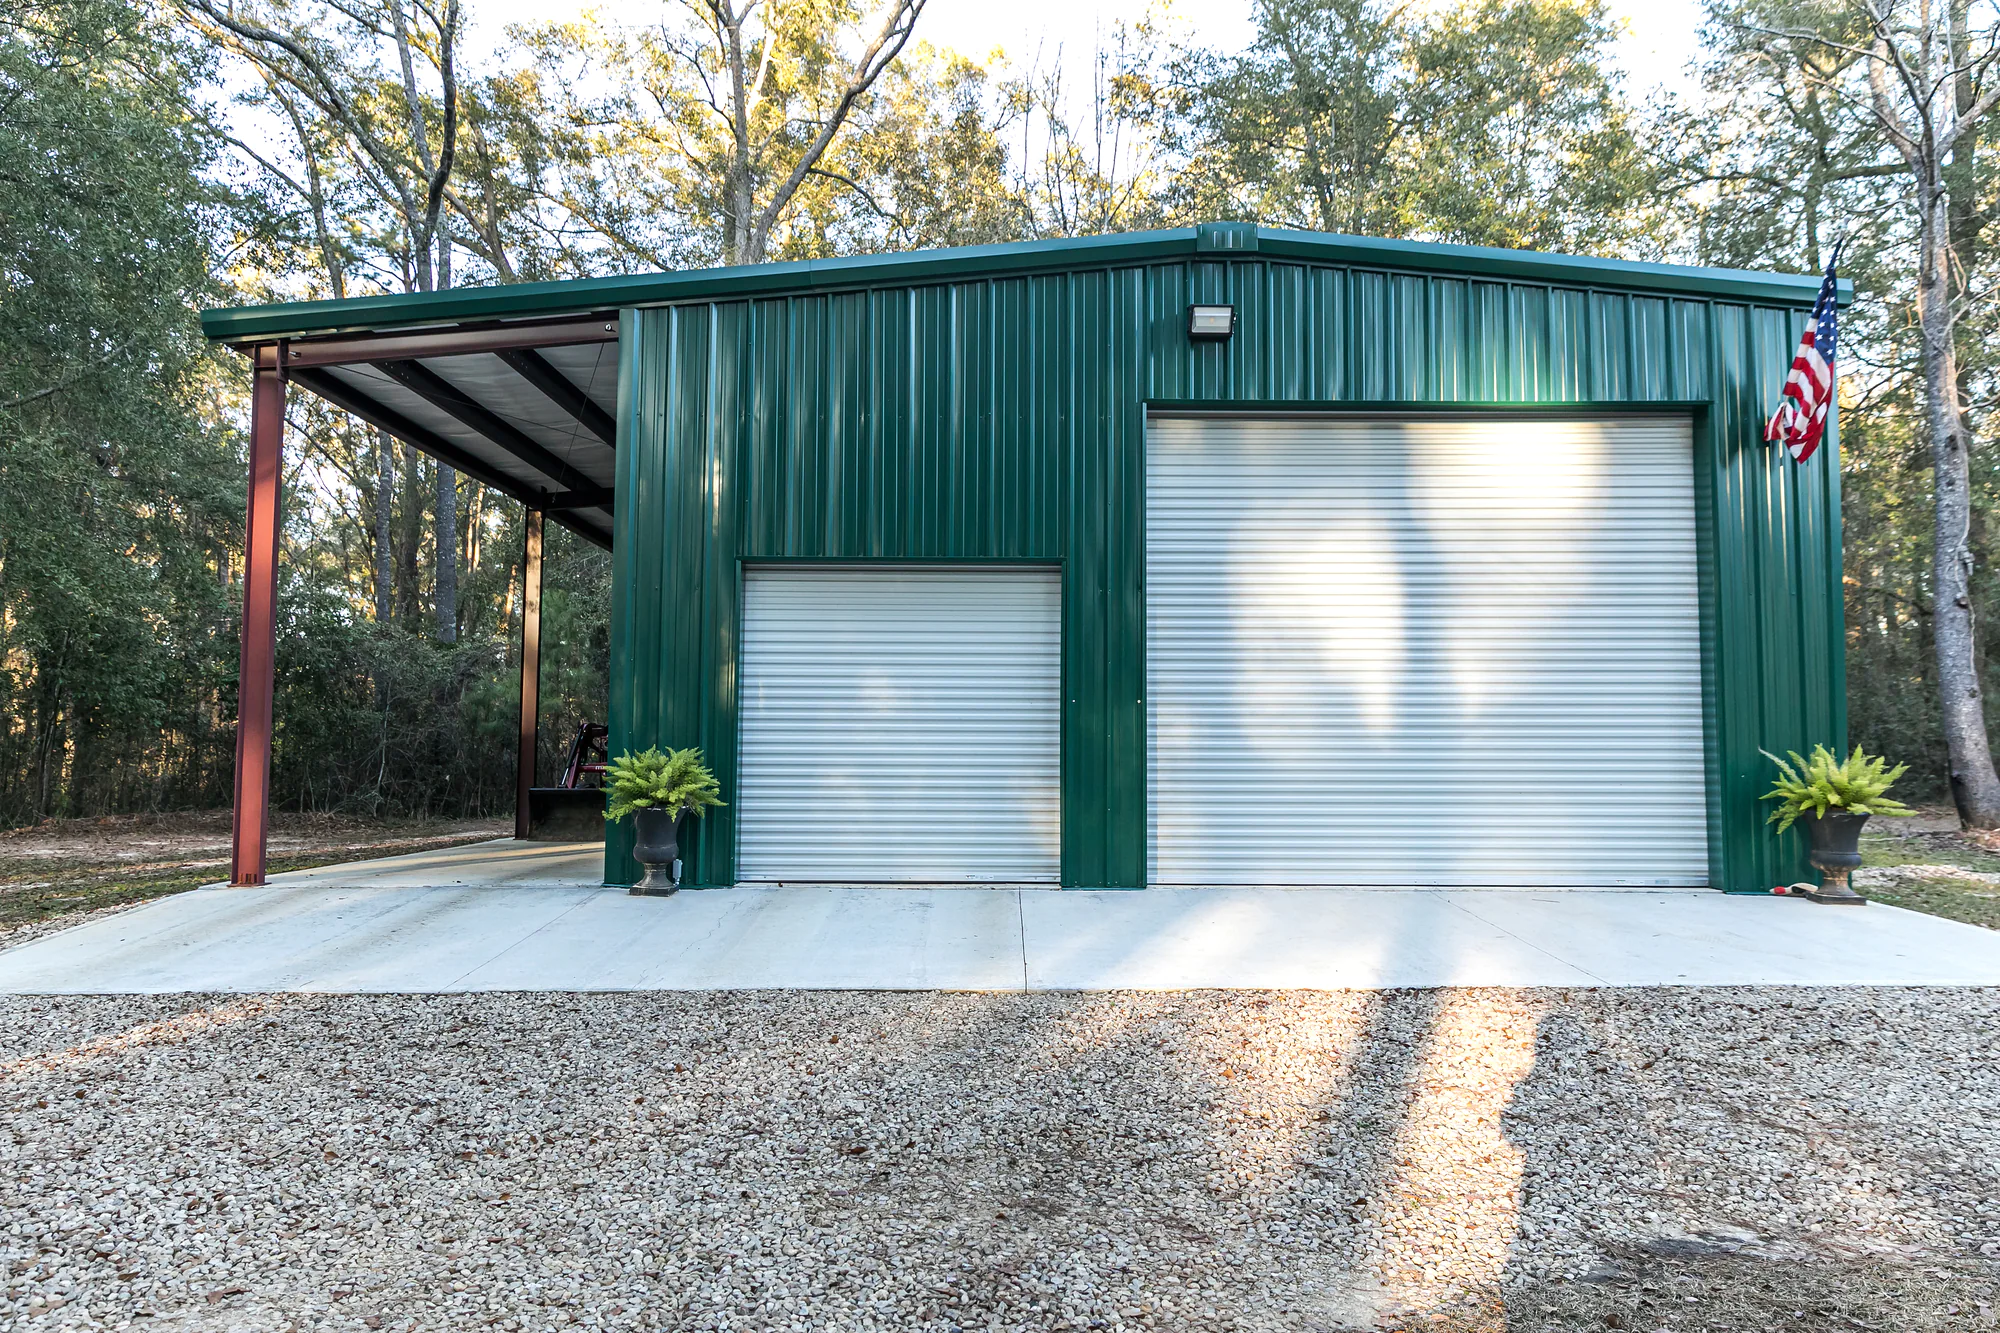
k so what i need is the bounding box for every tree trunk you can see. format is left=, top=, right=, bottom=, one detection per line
left=432, top=229, right=457, bottom=640
left=397, top=441, right=424, bottom=626
left=1917, top=178, right=2000, bottom=826
left=435, top=465, right=458, bottom=642
left=374, top=429, right=395, bottom=624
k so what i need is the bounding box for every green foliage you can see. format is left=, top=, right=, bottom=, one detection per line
left=1761, top=745, right=1916, bottom=832
left=1139, top=0, right=1656, bottom=252
left=602, top=748, right=723, bottom=822
left=0, top=0, right=244, bottom=823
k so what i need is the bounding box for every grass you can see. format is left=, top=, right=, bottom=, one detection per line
left=1858, top=822, right=2000, bottom=930
left=0, top=833, right=502, bottom=935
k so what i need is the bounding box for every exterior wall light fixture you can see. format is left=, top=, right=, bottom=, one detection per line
left=1188, top=304, right=1236, bottom=341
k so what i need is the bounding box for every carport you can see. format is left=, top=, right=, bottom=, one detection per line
left=213, top=312, right=620, bottom=885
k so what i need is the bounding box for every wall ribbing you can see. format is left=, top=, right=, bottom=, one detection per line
left=608, top=256, right=1842, bottom=891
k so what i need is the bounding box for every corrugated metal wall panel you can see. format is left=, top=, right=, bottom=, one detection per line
left=608, top=248, right=1844, bottom=890
left=735, top=566, right=1062, bottom=883
left=1146, top=415, right=1708, bottom=885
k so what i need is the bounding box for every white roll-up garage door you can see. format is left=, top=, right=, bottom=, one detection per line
left=737, top=566, right=1062, bottom=883
left=1147, top=415, right=1708, bottom=887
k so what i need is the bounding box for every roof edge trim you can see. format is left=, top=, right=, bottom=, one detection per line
left=202, top=226, right=1847, bottom=343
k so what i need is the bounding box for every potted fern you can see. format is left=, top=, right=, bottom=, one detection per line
left=603, top=747, right=724, bottom=895
left=1760, top=745, right=1913, bottom=905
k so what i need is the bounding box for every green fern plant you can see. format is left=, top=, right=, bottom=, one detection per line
left=1759, top=744, right=1914, bottom=833
left=602, top=747, right=724, bottom=823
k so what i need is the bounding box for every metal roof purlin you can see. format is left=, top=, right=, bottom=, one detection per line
left=497, top=348, right=618, bottom=446
left=201, top=225, right=1850, bottom=344
left=288, top=365, right=611, bottom=548
left=375, top=359, right=604, bottom=498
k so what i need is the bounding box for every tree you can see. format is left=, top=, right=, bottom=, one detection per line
left=0, top=0, right=243, bottom=820
left=1857, top=0, right=2000, bottom=824
left=1139, top=0, right=1657, bottom=252
left=515, top=0, right=930, bottom=266
left=182, top=0, right=466, bottom=638
left=1733, top=0, right=2000, bottom=825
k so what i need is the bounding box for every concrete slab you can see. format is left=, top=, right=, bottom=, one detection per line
left=454, top=887, right=1026, bottom=991
left=1444, top=889, right=2000, bottom=987
left=5, top=840, right=2000, bottom=992
left=1021, top=889, right=1604, bottom=988
left=232, top=837, right=603, bottom=890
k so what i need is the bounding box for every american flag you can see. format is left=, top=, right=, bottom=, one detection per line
left=1764, top=254, right=1840, bottom=463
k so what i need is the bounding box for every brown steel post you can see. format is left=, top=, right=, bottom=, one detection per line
left=231, top=346, right=286, bottom=886
left=514, top=507, right=545, bottom=840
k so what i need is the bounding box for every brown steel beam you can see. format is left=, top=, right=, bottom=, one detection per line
left=275, top=316, right=617, bottom=369
left=377, top=359, right=602, bottom=497
left=497, top=348, right=617, bottom=446
left=514, top=508, right=545, bottom=841
left=232, top=350, right=286, bottom=887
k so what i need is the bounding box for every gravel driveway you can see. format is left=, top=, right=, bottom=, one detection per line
left=3, top=989, right=1998, bottom=1332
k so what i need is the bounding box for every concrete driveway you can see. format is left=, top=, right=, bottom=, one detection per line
left=2, top=838, right=1998, bottom=992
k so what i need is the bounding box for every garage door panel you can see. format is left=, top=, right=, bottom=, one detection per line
left=1146, top=416, right=1708, bottom=887
left=738, top=566, right=1061, bottom=883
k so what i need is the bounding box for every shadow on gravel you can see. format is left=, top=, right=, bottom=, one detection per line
left=1437, top=1009, right=2000, bottom=1333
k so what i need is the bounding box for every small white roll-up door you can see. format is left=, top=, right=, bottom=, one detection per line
left=1147, top=415, right=1708, bottom=887
left=737, top=566, right=1062, bottom=883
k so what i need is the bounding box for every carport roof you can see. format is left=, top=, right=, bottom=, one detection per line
left=203, top=224, right=1849, bottom=553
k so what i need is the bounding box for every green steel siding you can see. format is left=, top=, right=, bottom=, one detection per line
left=608, top=256, right=1842, bottom=891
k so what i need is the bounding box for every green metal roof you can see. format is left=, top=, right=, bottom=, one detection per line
left=202, top=223, right=1847, bottom=344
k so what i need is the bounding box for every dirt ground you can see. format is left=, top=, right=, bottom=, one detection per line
left=0, top=810, right=508, bottom=949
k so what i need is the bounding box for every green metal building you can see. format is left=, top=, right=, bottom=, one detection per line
left=204, top=222, right=1844, bottom=893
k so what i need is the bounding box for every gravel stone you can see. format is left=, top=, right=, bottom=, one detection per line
left=2, top=987, right=1997, bottom=1331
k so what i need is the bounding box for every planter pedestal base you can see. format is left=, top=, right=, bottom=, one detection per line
left=1800, top=810, right=1869, bottom=906
left=1788, top=878, right=1868, bottom=905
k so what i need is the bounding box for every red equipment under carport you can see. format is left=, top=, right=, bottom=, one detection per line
left=525, top=722, right=609, bottom=841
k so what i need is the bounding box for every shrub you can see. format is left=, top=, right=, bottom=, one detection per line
left=1760, top=745, right=1915, bottom=832
left=602, top=746, right=723, bottom=822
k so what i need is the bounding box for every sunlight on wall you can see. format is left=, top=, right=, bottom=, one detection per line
left=1229, top=509, right=1408, bottom=738
left=1410, top=422, right=1609, bottom=716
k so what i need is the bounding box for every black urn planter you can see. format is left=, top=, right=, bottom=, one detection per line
left=1800, top=809, right=1869, bottom=905
left=629, top=806, right=687, bottom=896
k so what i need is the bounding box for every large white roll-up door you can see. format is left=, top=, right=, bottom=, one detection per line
left=737, top=566, right=1062, bottom=883
left=1146, top=415, right=1708, bottom=887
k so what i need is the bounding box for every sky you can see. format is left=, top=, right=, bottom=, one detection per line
left=464, top=0, right=1711, bottom=103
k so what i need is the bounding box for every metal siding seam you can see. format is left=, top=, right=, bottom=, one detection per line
left=604, top=309, right=641, bottom=887
left=1473, top=283, right=1502, bottom=400
left=1710, top=300, right=1758, bottom=890
left=826, top=292, right=854, bottom=556
left=702, top=301, right=743, bottom=887
left=1324, top=267, right=1347, bottom=402
left=1109, top=265, right=1149, bottom=886
left=1690, top=402, right=1727, bottom=890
